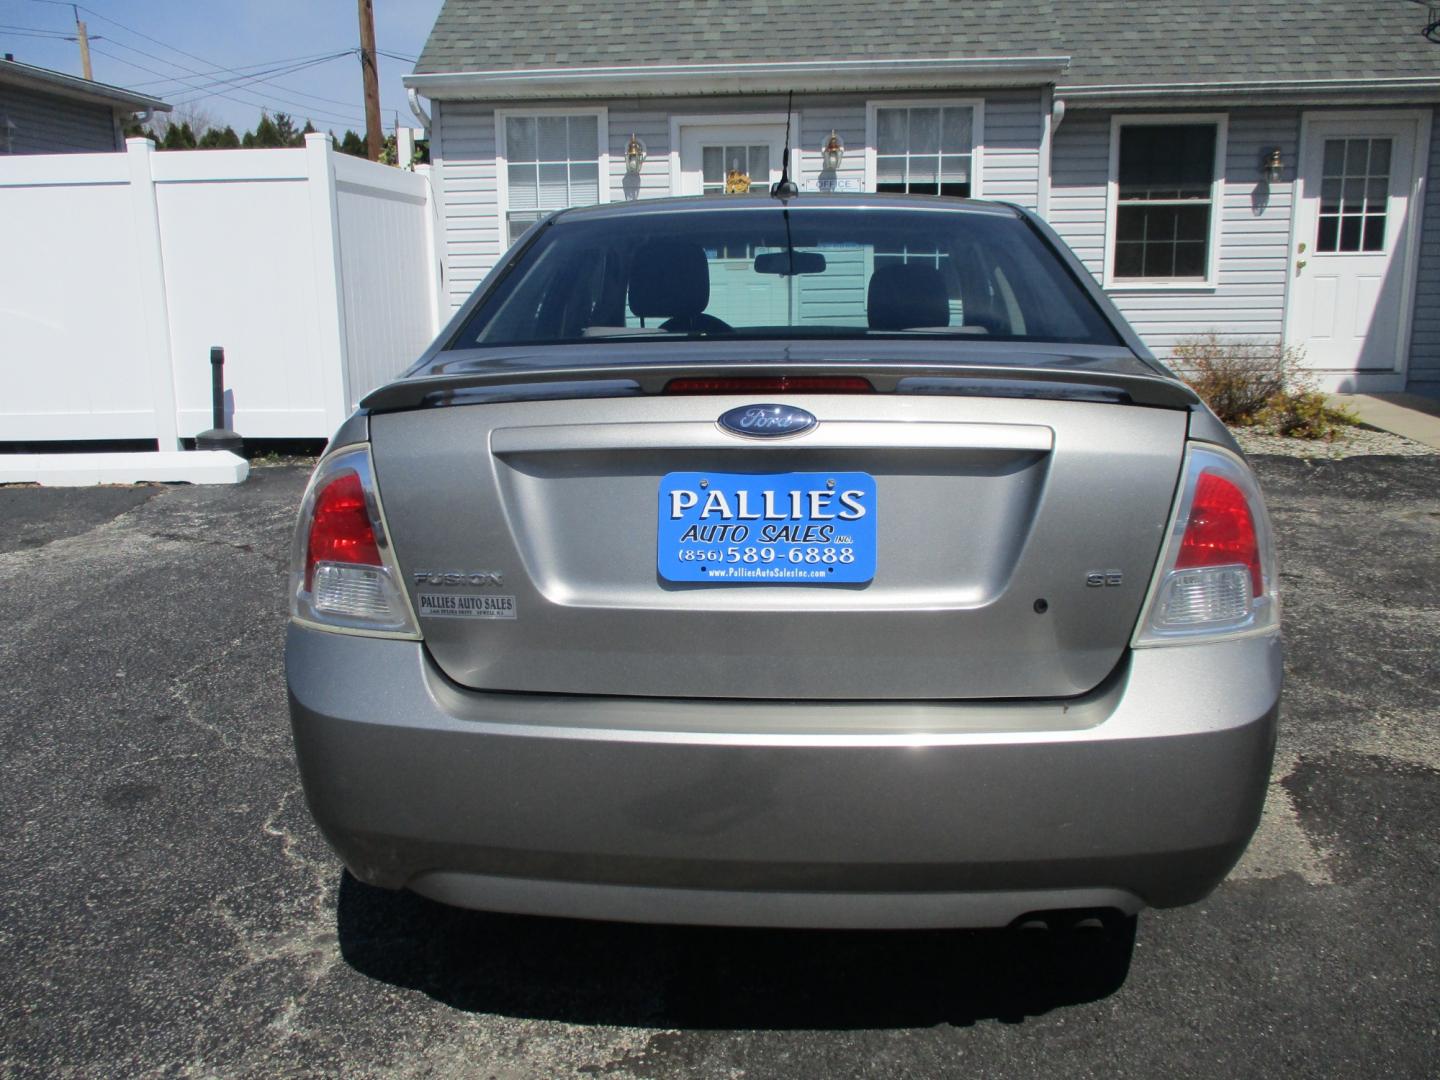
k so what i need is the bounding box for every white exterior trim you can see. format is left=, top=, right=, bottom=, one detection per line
left=1037, top=85, right=1054, bottom=218
left=494, top=105, right=609, bottom=251
left=1282, top=108, right=1430, bottom=389
left=407, top=56, right=1071, bottom=101
left=862, top=97, right=986, bottom=196
left=667, top=111, right=797, bottom=196
left=1060, top=76, right=1440, bottom=100
left=1102, top=112, right=1229, bottom=290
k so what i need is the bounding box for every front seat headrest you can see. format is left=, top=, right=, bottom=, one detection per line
left=629, top=241, right=711, bottom=319
left=867, top=263, right=950, bottom=330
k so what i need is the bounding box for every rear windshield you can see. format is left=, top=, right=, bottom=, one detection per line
left=447, top=206, right=1122, bottom=350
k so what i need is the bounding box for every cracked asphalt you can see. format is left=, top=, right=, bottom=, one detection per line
left=1, top=456, right=1437, bottom=1078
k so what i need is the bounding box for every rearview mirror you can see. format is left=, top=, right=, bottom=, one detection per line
left=753, top=250, right=827, bottom=276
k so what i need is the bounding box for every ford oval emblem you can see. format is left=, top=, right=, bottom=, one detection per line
left=718, top=404, right=818, bottom=439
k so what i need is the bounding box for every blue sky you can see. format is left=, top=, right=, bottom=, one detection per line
left=1, top=0, right=446, bottom=135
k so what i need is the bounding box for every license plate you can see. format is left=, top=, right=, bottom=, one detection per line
left=657, top=471, right=876, bottom=584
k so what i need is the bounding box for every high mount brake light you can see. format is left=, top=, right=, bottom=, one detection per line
left=1133, top=444, right=1279, bottom=646
left=289, top=446, right=420, bottom=638
left=664, top=376, right=874, bottom=395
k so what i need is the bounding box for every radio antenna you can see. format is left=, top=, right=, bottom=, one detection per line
left=771, top=91, right=799, bottom=199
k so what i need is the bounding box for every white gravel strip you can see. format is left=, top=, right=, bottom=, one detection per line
left=1231, top=425, right=1439, bottom=458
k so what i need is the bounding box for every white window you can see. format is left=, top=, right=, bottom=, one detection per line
left=866, top=100, right=982, bottom=198
left=1106, top=115, right=1227, bottom=286
left=497, top=109, right=608, bottom=246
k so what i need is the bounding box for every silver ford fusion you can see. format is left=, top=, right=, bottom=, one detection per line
left=286, top=194, right=1280, bottom=930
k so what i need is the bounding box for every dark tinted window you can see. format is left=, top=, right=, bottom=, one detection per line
left=1113, top=124, right=1218, bottom=281
left=449, top=207, right=1121, bottom=349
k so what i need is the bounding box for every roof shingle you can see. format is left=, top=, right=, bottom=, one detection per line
left=414, top=0, right=1440, bottom=87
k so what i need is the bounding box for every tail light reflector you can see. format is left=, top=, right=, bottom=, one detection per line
left=664, top=376, right=874, bottom=395
left=289, top=446, right=419, bottom=638
left=1134, top=444, right=1278, bottom=645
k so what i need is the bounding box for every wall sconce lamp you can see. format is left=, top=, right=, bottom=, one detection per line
left=1262, top=147, right=1284, bottom=183
left=821, top=129, right=844, bottom=171
left=625, top=133, right=647, bottom=174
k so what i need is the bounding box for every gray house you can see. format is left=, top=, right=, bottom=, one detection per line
left=406, top=1, right=1440, bottom=397
left=0, top=56, right=169, bottom=155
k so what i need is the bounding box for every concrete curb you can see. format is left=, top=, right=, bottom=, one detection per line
left=0, top=450, right=249, bottom=486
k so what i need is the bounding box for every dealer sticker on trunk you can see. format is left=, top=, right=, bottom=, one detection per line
left=416, top=593, right=517, bottom=619
left=657, top=471, right=876, bottom=584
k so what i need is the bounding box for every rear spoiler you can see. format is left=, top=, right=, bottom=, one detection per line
left=360, top=361, right=1201, bottom=413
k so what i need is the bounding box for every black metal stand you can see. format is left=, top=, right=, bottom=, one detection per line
left=195, top=345, right=243, bottom=453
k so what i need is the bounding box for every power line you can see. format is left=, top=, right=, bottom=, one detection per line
left=89, top=46, right=368, bottom=128
left=0, top=22, right=74, bottom=36
left=69, top=5, right=374, bottom=118
left=15, top=1, right=413, bottom=132
left=87, top=33, right=364, bottom=114
left=100, top=37, right=358, bottom=105
left=124, top=49, right=355, bottom=88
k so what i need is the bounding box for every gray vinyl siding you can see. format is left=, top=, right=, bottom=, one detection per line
left=982, top=90, right=1042, bottom=210
left=433, top=90, right=1044, bottom=309
left=0, top=83, right=119, bottom=154
left=430, top=100, right=500, bottom=310
left=1049, top=107, right=1299, bottom=361
left=1406, top=106, right=1440, bottom=394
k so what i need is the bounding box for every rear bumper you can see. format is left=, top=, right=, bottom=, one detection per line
left=286, top=625, right=1280, bottom=928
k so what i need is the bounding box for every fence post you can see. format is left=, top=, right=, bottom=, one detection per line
left=416, top=163, right=443, bottom=335
left=304, top=131, right=352, bottom=432
left=125, top=136, right=182, bottom=450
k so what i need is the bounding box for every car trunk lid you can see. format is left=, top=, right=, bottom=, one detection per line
left=370, top=384, right=1188, bottom=700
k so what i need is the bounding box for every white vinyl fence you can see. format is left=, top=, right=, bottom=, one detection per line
left=0, top=134, right=443, bottom=445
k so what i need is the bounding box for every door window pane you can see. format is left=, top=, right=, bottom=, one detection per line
left=1315, top=137, right=1389, bottom=253
left=872, top=105, right=975, bottom=198
left=700, top=143, right=769, bottom=195
left=1112, top=123, right=1218, bottom=280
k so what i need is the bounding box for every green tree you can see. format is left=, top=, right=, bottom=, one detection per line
left=198, top=125, right=241, bottom=149
left=271, top=111, right=299, bottom=146
left=337, top=129, right=366, bottom=157
left=243, top=112, right=283, bottom=148
left=161, top=122, right=197, bottom=150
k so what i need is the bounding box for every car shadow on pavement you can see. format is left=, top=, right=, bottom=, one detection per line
left=336, top=872, right=1136, bottom=1028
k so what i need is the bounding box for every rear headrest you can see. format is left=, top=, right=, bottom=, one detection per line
left=628, top=241, right=711, bottom=319
left=867, top=263, right=950, bottom=330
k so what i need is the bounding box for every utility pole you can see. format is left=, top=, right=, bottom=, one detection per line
left=357, top=0, right=382, bottom=161
left=73, top=5, right=92, bottom=80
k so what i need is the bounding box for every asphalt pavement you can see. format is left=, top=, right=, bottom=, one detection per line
left=0, top=456, right=1436, bottom=1078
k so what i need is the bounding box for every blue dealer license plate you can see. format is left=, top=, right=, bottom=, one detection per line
left=657, top=471, right=876, bottom=584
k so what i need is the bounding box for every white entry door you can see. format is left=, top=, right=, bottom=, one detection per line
left=1289, top=113, right=1424, bottom=378
left=676, top=121, right=788, bottom=196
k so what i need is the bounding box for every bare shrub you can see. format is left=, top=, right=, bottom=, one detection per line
left=1171, top=334, right=1358, bottom=439
left=1171, top=334, right=1298, bottom=425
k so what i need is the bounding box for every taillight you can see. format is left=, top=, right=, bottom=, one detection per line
left=1174, top=472, right=1262, bottom=596
left=305, top=472, right=380, bottom=589
left=289, top=446, right=419, bottom=637
left=1133, top=444, right=1279, bottom=645
left=664, top=376, right=874, bottom=394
